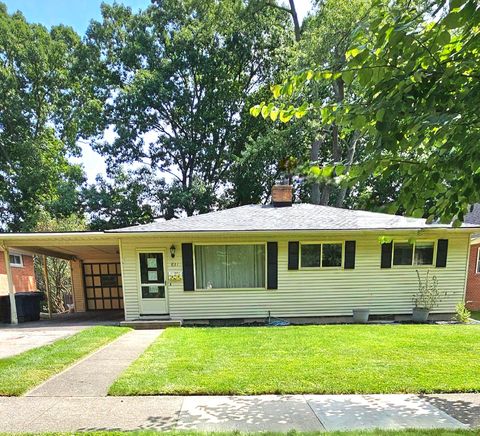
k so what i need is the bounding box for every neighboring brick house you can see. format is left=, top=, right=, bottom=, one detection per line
left=0, top=251, right=37, bottom=295
left=464, top=204, right=480, bottom=310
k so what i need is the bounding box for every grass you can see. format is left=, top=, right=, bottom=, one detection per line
left=0, top=325, right=130, bottom=396
left=110, top=324, right=480, bottom=396
left=470, top=311, right=480, bottom=321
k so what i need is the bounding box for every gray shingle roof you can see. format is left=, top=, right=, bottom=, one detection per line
left=465, top=204, right=480, bottom=224
left=107, top=204, right=477, bottom=233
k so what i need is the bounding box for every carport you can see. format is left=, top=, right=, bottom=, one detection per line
left=0, top=232, right=123, bottom=324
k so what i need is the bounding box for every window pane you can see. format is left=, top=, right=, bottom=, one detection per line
left=301, top=244, right=321, bottom=267
left=226, top=245, right=265, bottom=288
left=195, top=244, right=265, bottom=289
left=414, top=242, right=434, bottom=265
left=139, top=253, right=164, bottom=284
left=9, top=255, right=22, bottom=266
left=477, top=249, right=480, bottom=273
left=142, top=285, right=165, bottom=299
left=322, top=243, right=342, bottom=267
left=393, top=243, right=413, bottom=265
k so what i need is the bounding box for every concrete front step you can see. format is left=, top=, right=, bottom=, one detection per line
left=120, top=319, right=182, bottom=329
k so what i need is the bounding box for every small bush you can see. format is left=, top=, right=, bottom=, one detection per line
left=455, top=302, right=471, bottom=323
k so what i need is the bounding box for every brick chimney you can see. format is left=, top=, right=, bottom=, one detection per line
left=271, top=184, right=293, bottom=207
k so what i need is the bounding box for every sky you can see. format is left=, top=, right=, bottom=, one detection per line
left=4, top=0, right=314, bottom=183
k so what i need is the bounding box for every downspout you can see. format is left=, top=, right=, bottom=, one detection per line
left=1, top=242, right=18, bottom=324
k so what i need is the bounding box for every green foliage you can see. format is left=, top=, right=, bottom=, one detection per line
left=0, top=4, right=90, bottom=230
left=257, top=0, right=480, bottom=221
left=455, top=301, right=471, bottom=323
left=82, top=169, right=162, bottom=230
left=85, top=0, right=293, bottom=216
left=413, top=270, right=447, bottom=310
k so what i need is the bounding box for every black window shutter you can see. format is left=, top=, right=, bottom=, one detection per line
left=267, top=242, right=278, bottom=289
left=288, top=242, right=299, bottom=270
left=344, top=241, right=356, bottom=269
left=182, top=243, right=195, bottom=291
left=436, top=239, right=448, bottom=268
left=380, top=242, right=393, bottom=268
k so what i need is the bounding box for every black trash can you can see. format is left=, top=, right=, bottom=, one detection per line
left=15, top=292, right=44, bottom=322
left=0, top=295, right=11, bottom=323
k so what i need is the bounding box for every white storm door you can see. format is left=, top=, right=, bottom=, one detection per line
left=139, top=252, right=168, bottom=315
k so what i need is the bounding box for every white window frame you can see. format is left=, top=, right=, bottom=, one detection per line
left=392, top=240, right=436, bottom=268
left=299, top=241, right=344, bottom=270
left=9, top=254, right=23, bottom=268
left=476, top=247, right=480, bottom=274
left=193, top=242, right=267, bottom=291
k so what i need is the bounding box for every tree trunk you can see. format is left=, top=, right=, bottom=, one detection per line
left=288, top=0, right=301, bottom=42
left=310, top=139, right=322, bottom=204
left=321, top=78, right=345, bottom=206
left=335, top=130, right=360, bottom=208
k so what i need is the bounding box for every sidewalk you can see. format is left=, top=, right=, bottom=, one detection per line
left=0, top=393, right=475, bottom=433
left=27, top=329, right=160, bottom=397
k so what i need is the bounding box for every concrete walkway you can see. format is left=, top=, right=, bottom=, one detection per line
left=0, top=393, right=473, bottom=433
left=27, top=329, right=160, bottom=397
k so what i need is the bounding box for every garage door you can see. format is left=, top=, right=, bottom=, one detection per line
left=83, top=262, right=124, bottom=310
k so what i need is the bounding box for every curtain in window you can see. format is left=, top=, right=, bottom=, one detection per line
left=195, top=244, right=265, bottom=289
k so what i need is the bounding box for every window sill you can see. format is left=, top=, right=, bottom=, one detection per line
left=193, top=287, right=268, bottom=292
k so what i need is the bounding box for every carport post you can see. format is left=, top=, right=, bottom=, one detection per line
left=2, top=245, right=18, bottom=324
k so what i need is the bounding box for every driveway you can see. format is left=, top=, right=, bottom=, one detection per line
left=0, top=310, right=124, bottom=358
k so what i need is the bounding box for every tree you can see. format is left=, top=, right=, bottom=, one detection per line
left=82, top=168, right=165, bottom=230
left=0, top=4, right=93, bottom=231
left=84, top=0, right=293, bottom=216
left=253, top=0, right=479, bottom=222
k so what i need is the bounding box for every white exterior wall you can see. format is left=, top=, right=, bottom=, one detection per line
left=119, top=231, right=471, bottom=321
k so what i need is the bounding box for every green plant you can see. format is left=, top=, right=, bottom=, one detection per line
left=455, top=302, right=471, bottom=323
left=413, top=270, right=447, bottom=310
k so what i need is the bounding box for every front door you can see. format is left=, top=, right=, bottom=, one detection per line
left=138, top=252, right=168, bottom=315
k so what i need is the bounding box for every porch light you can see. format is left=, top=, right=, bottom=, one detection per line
left=170, top=244, right=176, bottom=258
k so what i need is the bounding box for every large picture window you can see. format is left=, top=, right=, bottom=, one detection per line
left=194, top=244, right=265, bottom=289
left=393, top=241, right=435, bottom=266
left=300, top=243, right=343, bottom=268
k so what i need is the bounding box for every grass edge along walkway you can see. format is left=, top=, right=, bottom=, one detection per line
left=110, top=324, right=480, bottom=396
left=0, top=429, right=476, bottom=436
left=0, top=325, right=130, bottom=396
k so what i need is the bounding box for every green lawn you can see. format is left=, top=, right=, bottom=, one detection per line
left=0, top=325, right=129, bottom=396
left=110, top=324, right=480, bottom=396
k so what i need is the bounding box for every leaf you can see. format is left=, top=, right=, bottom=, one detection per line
left=412, top=209, right=424, bottom=218
left=250, top=104, right=262, bottom=117
left=279, top=110, right=293, bottom=123
left=271, top=84, right=282, bottom=99
left=269, top=108, right=279, bottom=121
left=342, top=70, right=354, bottom=85
left=375, top=108, right=386, bottom=121
left=260, top=104, right=270, bottom=118
left=437, top=30, right=451, bottom=45
left=346, top=47, right=361, bottom=59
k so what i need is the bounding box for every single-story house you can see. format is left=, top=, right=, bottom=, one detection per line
left=0, top=185, right=477, bottom=324
left=463, top=204, right=480, bottom=310
left=0, top=250, right=36, bottom=295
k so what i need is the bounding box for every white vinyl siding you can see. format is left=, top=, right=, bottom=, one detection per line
left=119, top=231, right=470, bottom=320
